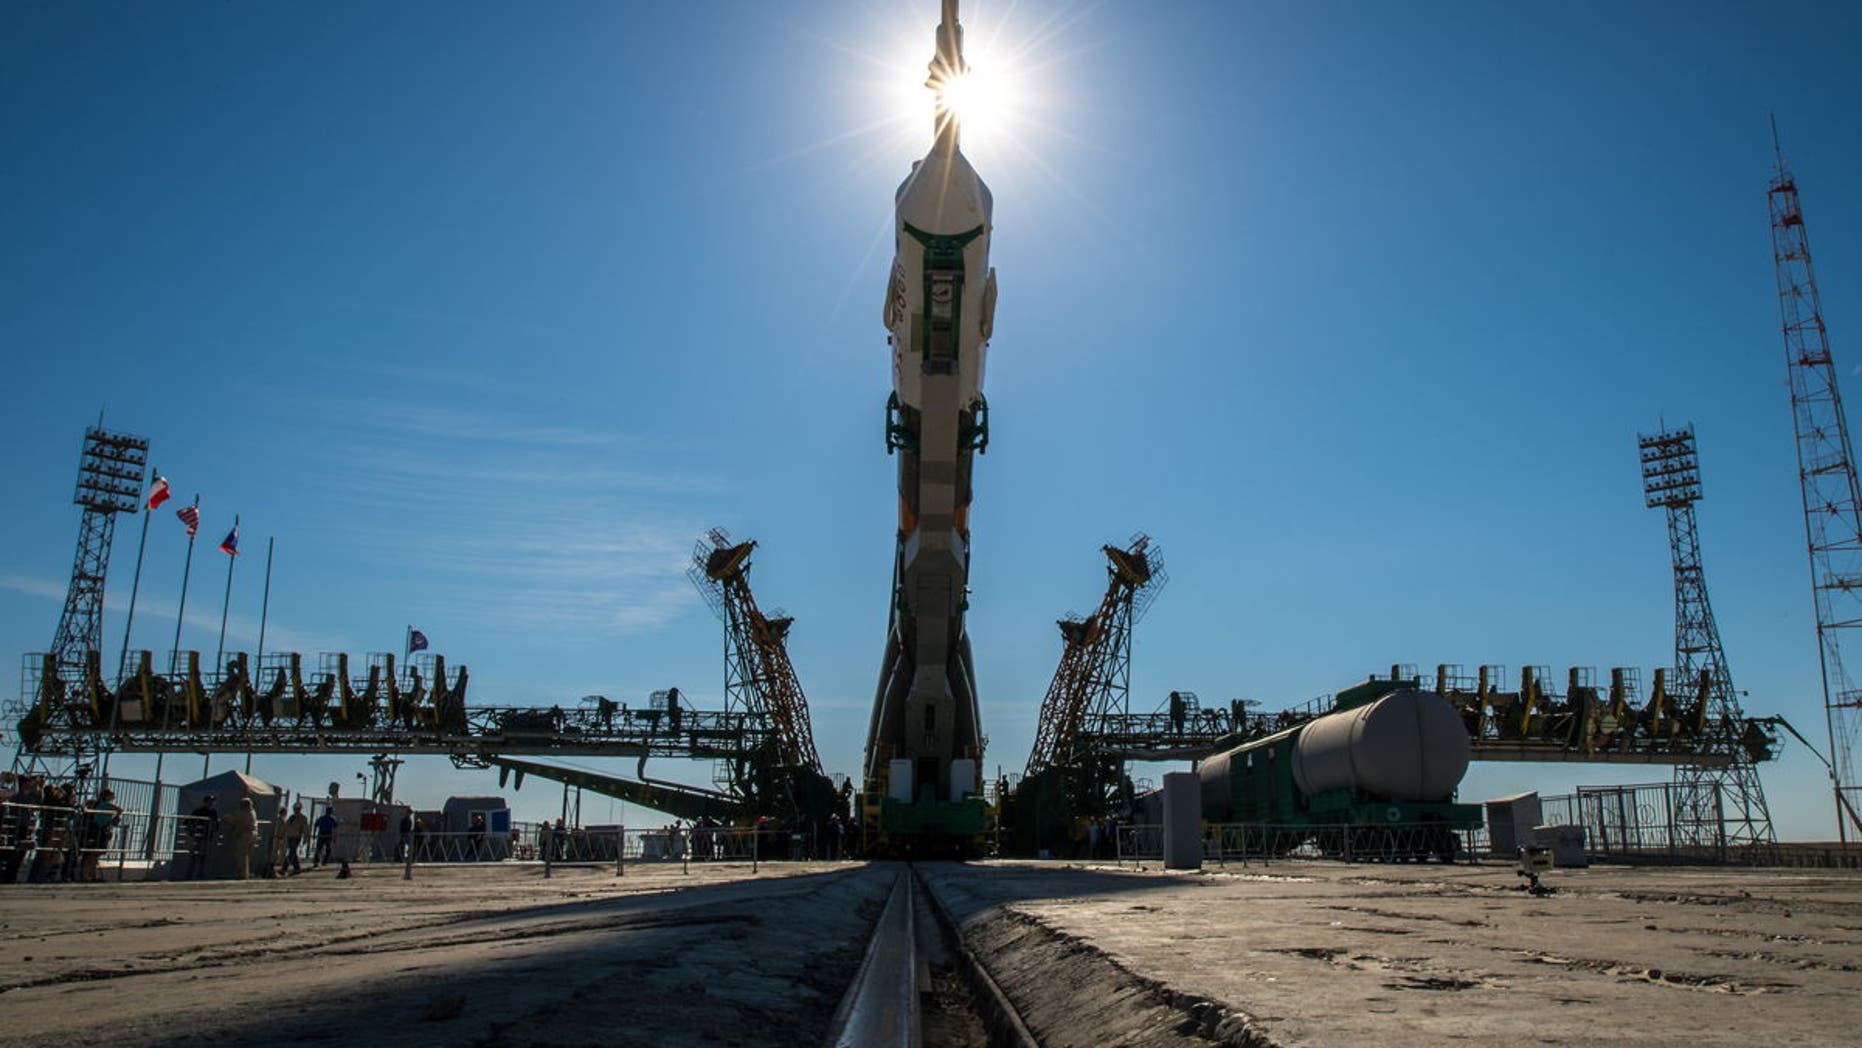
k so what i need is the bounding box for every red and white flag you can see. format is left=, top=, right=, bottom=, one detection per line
left=176, top=504, right=200, bottom=537
left=146, top=475, right=171, bottom=510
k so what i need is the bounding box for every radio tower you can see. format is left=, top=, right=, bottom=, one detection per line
left=1638, top=425, right=1775, bottom=845
left=1769, top=130, right=1862, bottom=841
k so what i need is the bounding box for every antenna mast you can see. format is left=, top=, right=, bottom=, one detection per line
left=1768, top=134, right=1862, bottom=841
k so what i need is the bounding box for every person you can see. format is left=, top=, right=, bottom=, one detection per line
left=186, top=796, right=220, bottom=879
left=265, top=810, right=286, bottom=878
left=551, top=818, right=567, bottom=861
left=468, top=812, right=486, bottom=860
left=397, top=812, right=414, bottom=862
left=2, top=776, right=40, bottom=884
left=281, top=803, right=309, bottom=875
left=30, top=784, right=73, bottom=883
left=830, top=813, right=846, bottom=861
left=79, top=788, right=122, bottom=883
left=312, top=807, right=340, bottom=867
left=223, top=797, right=258, bottom=880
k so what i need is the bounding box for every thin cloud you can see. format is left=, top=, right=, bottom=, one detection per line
left=0, top=572, right=351, bottom=656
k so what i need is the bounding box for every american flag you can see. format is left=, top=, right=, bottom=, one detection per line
left=176, top=504, right=200, bottom=537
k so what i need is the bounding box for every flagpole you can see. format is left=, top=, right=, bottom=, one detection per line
left=170, top=496, right=200, bottom=685
left=248, top=536, right=273, bottom=776
left=117, top=467, right=155, bottom=681
left=256, top=537, right=274, bottom=670
left=106, top=466, right=156, bottom=781
left=214, top=514, right=239, bottom=671
left=150, top=493, right=199, bottom=861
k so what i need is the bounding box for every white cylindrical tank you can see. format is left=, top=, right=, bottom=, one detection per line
left=1290, top=689, right=1471, bottom=802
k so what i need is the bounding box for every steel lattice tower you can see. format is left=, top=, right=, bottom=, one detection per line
left=689, top=529, right=823, bottom=773
left=1024, top=535, right=1166, bottom=778
left=1769, top=140, right=1862, bottom=841
left=1638, top=426, right=1775, bottom=845
left=50, top=427, right=149, bottom=676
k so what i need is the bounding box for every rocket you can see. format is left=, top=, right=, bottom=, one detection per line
left=864, top=0, right=997, bottom=825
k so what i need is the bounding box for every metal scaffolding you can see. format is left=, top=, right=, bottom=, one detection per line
left=1024, top=535, right=1166, bottom=779
left=688, top=529, right=823, bottom=773
left=1768, top=134, right=1862, bottom=841
left=49, top=427, right=148, bottom=678
left=1637, top=425, right=1774, bottom=844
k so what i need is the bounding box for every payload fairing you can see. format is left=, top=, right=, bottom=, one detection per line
left=862, top=0, right=997, bottom=847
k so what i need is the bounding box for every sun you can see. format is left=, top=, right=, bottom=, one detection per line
left=936, top=67, right=1001, bottom=139
left=930, top=58, right=1021, bottom=152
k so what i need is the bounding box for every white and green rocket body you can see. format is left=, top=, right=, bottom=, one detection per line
left=864, top=2, right=997, bottom=848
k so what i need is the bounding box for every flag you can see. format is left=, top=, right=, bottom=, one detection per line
left=409, top=629, right=429, bottom=653
left=147, top=475, right=171, bottom=510
left=218, top=523, right=239, bottom=556
left=176, top=504, right=200, bottom=537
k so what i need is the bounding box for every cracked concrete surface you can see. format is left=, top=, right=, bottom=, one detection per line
left=1, top=859, right=1856, bottom=1046
left=932, top=860, right=1862, bottom=1047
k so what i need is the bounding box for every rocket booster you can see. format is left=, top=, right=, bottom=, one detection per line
left=865, top=0, right=996, bottom=812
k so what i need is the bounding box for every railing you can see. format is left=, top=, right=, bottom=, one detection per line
left=1204, top=821, right=1485, bottom=864
left=2, top=799, right=228, bottom=882
left=1109, top=821, right=1488, bottom=867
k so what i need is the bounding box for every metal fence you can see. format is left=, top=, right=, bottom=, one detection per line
left=507, top=825, right=813, bottom=865
left=1111, top=821, right=1489, bottom=866
left=3, top=798, right=231, bottom=882
left=1540, top=784, right=1862, bottom=868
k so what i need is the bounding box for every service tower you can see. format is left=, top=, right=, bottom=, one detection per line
left=862, top=0, right=997, bottom=851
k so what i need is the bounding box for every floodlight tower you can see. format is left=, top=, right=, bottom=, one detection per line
left=51, top=426, right=150, bottom=676
left=1638, top=425, right=1775, bottom=845
left=1769, top=135, right=1862, bottom=841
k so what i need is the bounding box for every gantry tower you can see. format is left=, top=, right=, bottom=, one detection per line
left=1768, top=136, right=1862, bottom=841
left=689, top=529, right=823, bottom=773
left=1024, top=535, right=1167, bottom=779
left=1638, top=425, right=1775, bottom=844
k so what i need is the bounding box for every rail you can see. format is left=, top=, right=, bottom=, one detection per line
left=824, top=864, right=1037, bottom=1048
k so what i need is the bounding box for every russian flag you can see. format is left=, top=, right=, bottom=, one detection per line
left=219, top=522, right=239, bottom=556
left=147, top=475, right=171, bottom=510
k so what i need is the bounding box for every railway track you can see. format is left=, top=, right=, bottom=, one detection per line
left=826, top=862, right=1038, bottom=1048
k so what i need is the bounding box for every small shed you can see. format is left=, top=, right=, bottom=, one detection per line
left=442, top=796, right=511, bottom=860
left=175, top=769, right=281, bottom=879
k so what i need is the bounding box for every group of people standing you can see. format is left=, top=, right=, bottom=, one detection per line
left=181, top=796, right=338, bottom=879
left=0, top=772, right=123, bottom=883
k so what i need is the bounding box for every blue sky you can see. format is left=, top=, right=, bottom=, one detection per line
left=4, top=1, right=1861, bottom=839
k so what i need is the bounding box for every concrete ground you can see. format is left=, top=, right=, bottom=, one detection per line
left=0, top=860, right=890, bottom=1047
left=0, top=858, right=1856, bottom=1047
left=926, top=859, right=1862, bottom=1047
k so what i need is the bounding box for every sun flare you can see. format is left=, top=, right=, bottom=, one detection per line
left=934, top=67, right=1009, bottom=144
